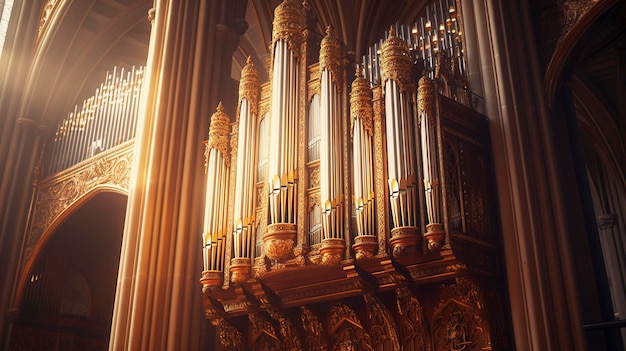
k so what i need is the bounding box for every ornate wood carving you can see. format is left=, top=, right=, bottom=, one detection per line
left=329, top=303, right=373, bottom=351
left=364, top=293, right=400, bottom=351
left=396, top=287, right=431, bottom=351
left=26, top=141, right=133, bottom=262
left=267, top=308, right=303, bottom=351
left=249, top=313, right=281, bottom=351
left=301, top=306, right=328, bottom=351
left=431, top=277, right=489, bottom=351
left=217, top=318, right=246, bottom=351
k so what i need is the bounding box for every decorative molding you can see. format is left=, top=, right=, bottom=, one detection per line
left=380, top=27, right=414, bottom=94
left=301, top=306, right=328, bottom=351
left=207, top=102, right=231, bottom=167
left=25, top=141, right=133, bottom=262
left=364, top=293, right=400, bottom=351
left=37, top=0, right=61, bottom=41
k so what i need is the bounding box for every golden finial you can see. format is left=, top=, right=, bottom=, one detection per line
left=320, top=24, right=342, bottom=88
left=272, top=0, right=303, bottom=52
left=207, top=102, right=231, bottom=165
left=380, top=25, right=413, bottom=93
left=350, top=65, right=374, bottom=135
left=239, top=56, right=259, bottom=115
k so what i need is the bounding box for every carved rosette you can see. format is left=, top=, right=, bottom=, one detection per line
left=271, top=0, right=304, bottom=55
left=417, top=76, right=436, bottom=123
left=229, top=257, right=251, bottom=284
left=380, top=27, right=414, bottom=94
left=320, top=238, right=345, bottom=265
left=207, top=102, right=231, bottom=167
left=352, top=235, right=377, bottom=260
left=424, top=223, right=445, bottom=252
left=264, top=223, right=297, bottom=261
left=320, top=25, right=343, bottom=89
left=200, top=270, right=224, bottom=293
left=389, top=226, right=421, bottom=258
left=350, top=66, right=374, bottom=136
left=238, top=56, right=260, bottom=116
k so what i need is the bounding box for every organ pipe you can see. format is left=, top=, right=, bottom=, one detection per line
left=267, top=0, right=302, bottom=226
left=380, top=27, right=419, bottom=230
left=350, top=66, right=375, bottom=237
left=47, top=66, right=144, bottom=176
left=202, top=103, right=231, bottom=274
left=319, top=25, right=344, bottom=240
left=232, top=57, right=260, bottom=260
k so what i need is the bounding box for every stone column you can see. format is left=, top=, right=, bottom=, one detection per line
left=0, top=3, right=46, bottom=347
left=460, top=0, right=590, bottom=350
left=109, top=1, right=243, bottom=349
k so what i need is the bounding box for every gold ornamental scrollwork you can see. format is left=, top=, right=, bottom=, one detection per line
left=417, top=76, right=436, bottom=123
left=320, top=25, right=343, bottom=90
left=238, top=56, right=260, bottom=116
left=271, top=0, right=304, bottom=55
left=380, top=27, right=414, bottom=94
left=207, top=102, right=231, bottom=167
left=26, top=142, right=133, bottom=262
left=350, top=66, right=374, bottom=136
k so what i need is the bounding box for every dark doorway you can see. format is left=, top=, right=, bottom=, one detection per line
left=9, top=191, right=126, bottom=351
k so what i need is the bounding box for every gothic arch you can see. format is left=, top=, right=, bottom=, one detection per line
left=16, top=185, right=127, bottom=307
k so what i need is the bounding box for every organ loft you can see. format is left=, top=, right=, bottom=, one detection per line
left=199, top=1, right=506, bottom=349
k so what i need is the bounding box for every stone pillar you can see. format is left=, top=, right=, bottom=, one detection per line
left=109, top=1, right=244, bottom=349
left=0, top=5, right=46, bottom=348
left=0, top=119, right=45, bottom=351
left=460, top=0, right=590, bottom=350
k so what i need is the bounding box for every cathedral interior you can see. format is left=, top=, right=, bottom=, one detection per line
left=0, top=0, right=625, bottom=350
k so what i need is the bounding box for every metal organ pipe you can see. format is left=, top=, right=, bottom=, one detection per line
left=202, top=103, right=231, bottom=276
left=380, top=27, right=419, bottom=230
left=319, top=25, right=344, bottom=240
left=232, top=57, right=259, bottom=260
left=267, top=0, right=302, bottom=226
left=46, top=66, right=144, bottom=177
left=418, top=77, right=441, bottom=227
left=351, top=66, right=375, bottom=237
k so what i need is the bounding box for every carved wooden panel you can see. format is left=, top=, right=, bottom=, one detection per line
left=395, top=287, right=431, bottom=351
left=364, top=293, right=400, bottom=351
left=329, top=303, right=373, bottom=351
left=431, top=278, right=489, bottom=351
left=301, top=306, right=328, bottom=351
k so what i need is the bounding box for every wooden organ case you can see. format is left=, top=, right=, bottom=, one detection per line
left=200, top=0, right=509, bottom=350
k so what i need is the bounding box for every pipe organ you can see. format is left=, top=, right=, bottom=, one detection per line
left=201, top=0, right=509, bottom=349
left=46, top=66, right=144, bottom=176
